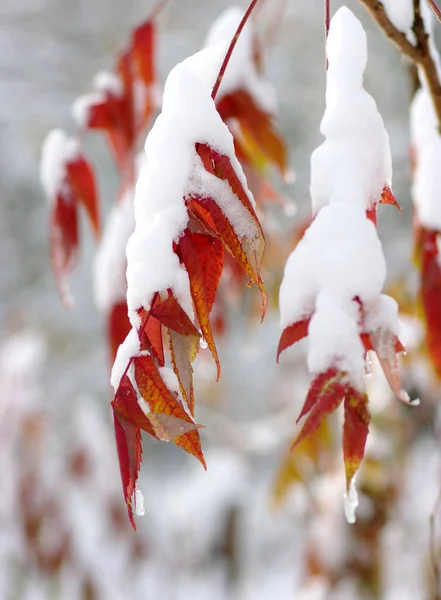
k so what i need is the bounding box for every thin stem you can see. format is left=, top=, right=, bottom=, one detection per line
left=426, top=0, right=441, bottom=23
left=358, top=0, right=441, bottom=133
left=149, top=0, right=171, bottom=21
left=325, top=0, right=330, bottom=69
left=212, top=0, right=262, bottom=100
left=430, top=487, right=441, bottom=598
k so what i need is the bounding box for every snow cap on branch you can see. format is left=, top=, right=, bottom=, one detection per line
left=280, top=7, right=393, bottom=388
left=125, top=42, right=255, bottom=330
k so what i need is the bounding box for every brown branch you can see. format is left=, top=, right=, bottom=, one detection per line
left=358, top=0, right=441, bottom=133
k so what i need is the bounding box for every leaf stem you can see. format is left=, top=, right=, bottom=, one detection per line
left=149, top=0, right=171, bottom=21
left=212, top=0, right=262, bottom=100
left=426, top=0, right=441, bottom=23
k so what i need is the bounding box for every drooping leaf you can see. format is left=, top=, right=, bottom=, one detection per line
left=150, top=293, right=201, bottom=337
left=191, top=195, right=267, bottom=318
left=66, top=156, right=100, bottom=237
left=112, top=412, right=141, bottom=530
left=50, top=192, right=79, bottom=307
left=342, top=389, right=370, bottom=489
left=296, top=368, right=339, bottom=424
left=216, top=89, right=287, bottom=176
left=169, top=329, right=199, bottom=414
left=369, top=329, right=416, bottom=405
left=178, top=229, right=221, bottom=379
left=277, top=317, right=311, bottom=362
left=133, top=355, right=205, bottom=466
left=415, top=226, right=441, bottom=379
left=192, top=232, right=224, bottom=313
left=137, top=293, right=165, bottom=367
left=291, top=369, right=347, bottom=451
left=109, top=301, right=132, bottom=365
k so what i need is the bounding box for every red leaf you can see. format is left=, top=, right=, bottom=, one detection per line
left=343, top=389, right=370, bottom=488
left=137, top=293, right=165, bottom=366
left=132, top=21, right=155, bottom=88
left=277, top=318, right=311, bottom=362
left=150, top=293, right=201, bottom=337
left=108, top=301, right=132, bottom=365
left=417, top=227, right=441, bottom=379
left=291, top=369, right=346, bottom=451
left=112, top=374, right=157, bottom=438
left=178, top=229, right=221, bottom=380
left=67, top=156, right=100, bottom=237
left=296, top=368, right=339, bottom=424
left=192, top=195, right=267, bottom=318
left=50, top=193, right=79, bottom=307
left=112, top=412, right=141, bottom=531
left=192, top=233, right=224, bottom=313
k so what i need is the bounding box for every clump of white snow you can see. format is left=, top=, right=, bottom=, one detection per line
left=72, top=70, right=123, bottom=128
left=94, top=189, right=135, bottom=314
left=279, top=7, right=394, bottom=391
left=125, top=42, right=255, bottom=329
left=40, top=129, right=80, bottom=202
left=411, top=87, right=441, bottom=231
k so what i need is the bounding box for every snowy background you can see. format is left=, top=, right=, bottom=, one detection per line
left=1, top=0, right=440, bottom=599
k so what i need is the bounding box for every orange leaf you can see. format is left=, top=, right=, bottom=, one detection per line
left=216, top=90, right=287, bottom=175
left=178, top=229, right=221, bottom=380
left=380, top=185, right=401, bottom=211
left=192, top=233, right=224, bottom=313
left=67, top=156, right=100, bottom=237
left=343, top=389, right=370, bottom=488
left=277, top=318, right=311, bottom=362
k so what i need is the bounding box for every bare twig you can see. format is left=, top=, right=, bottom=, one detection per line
left=357, top=0, right=441, bottom=133
left=426, top=0, right=441, bottom=23
left=430, top=487, right=441, bottom=598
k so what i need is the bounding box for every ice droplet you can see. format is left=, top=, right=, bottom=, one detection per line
left=343, top=476, right=358, bottom=524
left=363, top=353, right=372, bottom=377
left=199, top=337, right=208, bottom=350
left=134, top=489, right=145, bottom=517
